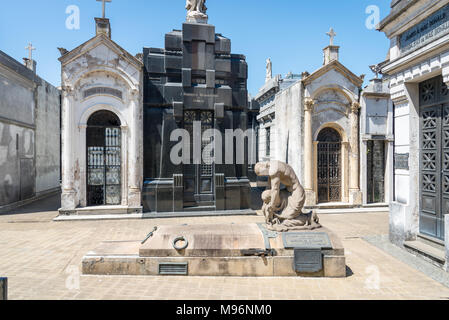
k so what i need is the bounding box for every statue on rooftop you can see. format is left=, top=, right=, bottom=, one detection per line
left=186, top=0, right=208, bottom=23
left=186, top=0, right=207, bottom=14
left=265, top=58, right=272, bottom=83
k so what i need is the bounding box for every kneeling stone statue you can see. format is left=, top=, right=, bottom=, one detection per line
left=255, top=161, right=321, bottom=232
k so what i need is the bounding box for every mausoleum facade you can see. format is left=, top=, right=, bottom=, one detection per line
left=255, top=41, right=391, bottom=207
left=58, top=18, right=144, bottom=215
left=378, top=0, right=449, bottom=270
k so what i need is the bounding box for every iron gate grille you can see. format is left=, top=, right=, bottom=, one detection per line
left=317, top=128, right=341, bottom=203
left=419, top=76, right=449, bottom=240
left=183, top=111, right=215, bottom=207
left=87, top=127, right=121, bottom=206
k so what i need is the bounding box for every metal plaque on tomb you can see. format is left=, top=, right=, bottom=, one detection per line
left=282, top=232, right=332, bottom=249
left=394, top=153, right=409, bottom=170
left=293, top=249, right=323, bottom=273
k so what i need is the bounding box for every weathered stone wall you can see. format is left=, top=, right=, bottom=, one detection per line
left=0, top=72, right=35, bottom=125
left=0, top=50, right=61, bottom=208
left=35, top=80, right=61, bottom=194
left=0, top=122, right=35, bottom=206
left=0, top=60, right=37, bottom=207
left=273, top=81, right=303, bottom=180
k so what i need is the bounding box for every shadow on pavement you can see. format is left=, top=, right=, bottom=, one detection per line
left=0, top=193, right=61, bottom=216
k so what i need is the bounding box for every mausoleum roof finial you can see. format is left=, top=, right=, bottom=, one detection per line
left=97, top=0, right=111, bottom=19
left=326, top=28, right=337, bottom=46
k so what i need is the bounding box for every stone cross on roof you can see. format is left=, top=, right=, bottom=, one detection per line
left=326, top=28, right=337, bottom=46
left=97, top=0, right=112, bottom=19
left=25, top=43, right=36, bottom=60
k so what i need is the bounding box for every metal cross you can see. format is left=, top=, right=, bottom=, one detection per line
left=25, top=43, right=36, bottom=60
left=97, top=0, right=111, bottom=19
left=326, top=28, right=337, bottom=46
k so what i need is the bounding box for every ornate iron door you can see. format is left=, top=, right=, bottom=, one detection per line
left=367, top=140, right=386, bottom=203
left=183, top=111, right=215, bottom=207
left=419, top=76, right=449, bottom=240
left=317, top=128, right=342, bottom=203
left=87, top=127, right=121, bottom=206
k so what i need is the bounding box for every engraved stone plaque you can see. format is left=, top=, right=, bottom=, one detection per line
left=293, top=249, right=323, bottom=273
left=282, top=232, right=332, bottom=249
left=400, top=5, right=449, bottom=55
left=394, top=153, right=409, bottom=170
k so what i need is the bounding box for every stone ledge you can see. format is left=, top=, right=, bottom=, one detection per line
left=54, top=209, right=256, bottom=222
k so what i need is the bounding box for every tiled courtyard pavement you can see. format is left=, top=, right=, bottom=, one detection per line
left=1, top=195, right=449, bottom=300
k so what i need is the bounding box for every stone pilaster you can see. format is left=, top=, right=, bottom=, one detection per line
left=127, top=89, right=142, bottom=208
left=60, top=86, right=76, bottom=212
left=349, top=101, right=362, bottom=205
left=304, top=98, right=316, bottom=206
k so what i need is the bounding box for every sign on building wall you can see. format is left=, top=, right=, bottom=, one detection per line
left=400, top=4, right=449, bottom=55
left=394, top=153, right=409, bottom=171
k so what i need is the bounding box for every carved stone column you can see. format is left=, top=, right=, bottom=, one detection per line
left=304, top=98, right=316, bottom=206
left=60, top=86, right=77, bottom=212
left=349, top=101, right=362, bottom=205
left=127, top=89, right=142, bottom=209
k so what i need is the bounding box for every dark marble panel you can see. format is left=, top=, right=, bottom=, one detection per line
left=216, top=86, right=232, bottom=107
left=215, top=59, right=231, bottom=73
left=232, top=89, right=248, bottom=109
left=147, top=54, right=165, bottom=74
left=182, top=68, right=191, bottom=87
left=205, top=43, right=215, bottom=70
left=164, top=83, right=183, bottom=104
left=183, top=23, right=215, bottom=43
left=231, top=57, right=247, bottom=79
left=143, top=107, right=163, bottom=178
left=165, top=55, right=182, bottom=70
left=144, top=81, right=163, bottom=104
left=206, top=70, right=215, bottom=88
left=160, top=112, right=182, bottom=178
left=142, top=179, right=174, bottom=213
left=165, top=31, right=182, bottom=51
left=225, top=181, right=241, bottom=210
left=215, top=36, right=231, bottom=54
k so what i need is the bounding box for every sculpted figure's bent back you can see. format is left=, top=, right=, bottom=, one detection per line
left=255, top=161, right=321, bottom=232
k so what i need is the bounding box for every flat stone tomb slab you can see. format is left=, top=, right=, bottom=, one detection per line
left=82, top=223, right=346, bottom=277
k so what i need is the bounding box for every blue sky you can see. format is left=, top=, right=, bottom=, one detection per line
left=0, top=0, right=391, bottom=95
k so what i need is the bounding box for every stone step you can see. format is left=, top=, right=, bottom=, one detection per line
left=404, top=239, right=446, bottom=266
left=417, top=233, right=445, bottom=250
left=183, top=205, right=216, bottom=212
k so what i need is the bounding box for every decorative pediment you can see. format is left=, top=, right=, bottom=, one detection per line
left=59, top=34, right=142, bottom=69
left=60, top=34, right=143, bottom=89
left=303, top=60, right=364, bottom=88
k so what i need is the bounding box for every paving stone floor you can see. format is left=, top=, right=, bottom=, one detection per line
left=1, top=194, right=449, bottom=300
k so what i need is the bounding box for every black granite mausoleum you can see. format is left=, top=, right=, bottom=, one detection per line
left=142, top=21, right=251, bottom=213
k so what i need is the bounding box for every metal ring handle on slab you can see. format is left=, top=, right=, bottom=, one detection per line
left=172, top=236, right=189, bottom=250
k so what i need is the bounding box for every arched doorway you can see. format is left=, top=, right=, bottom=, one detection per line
left=317, top=127, right=342, bottom=203
left=86, top=110, right=122, bottom=206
